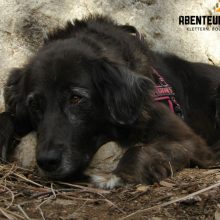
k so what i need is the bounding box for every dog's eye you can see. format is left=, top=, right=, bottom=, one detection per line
left=69, top=95, right=82, bottom=105
left=27, top=96, right=41, bottom=112
left=28, top=98, right=37, bottom=109
left=29, top=100, right=41, bottom=112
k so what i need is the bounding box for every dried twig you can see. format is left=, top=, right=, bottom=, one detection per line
left=14, top=173, right=46, bottom=188
left=59, top=194, right=101, bottom=201
left=36, top=195, right=54, bottom=209
left=0, top=207, right=24, bottom=219
left=0, top=163, right=16, bottom=181
left=30, top=191, right=52, bottom=199
left=0, top=184, right=15, bottom=209
left=104, top=198, right=126, bottom=214
left=168, top=161, right=174, bottom=178
left=50, top=183, right=56, bottom=199
left=37, top=207, right=46, bottom=220
left=0, top=208, right=15, bottom=220
left=17, top=205, right=31, bottom=220
left=97, top=192, right=126, bottom=214
left=56, top=181, right=110, bottom=194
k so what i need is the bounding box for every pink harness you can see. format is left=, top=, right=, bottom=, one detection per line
left=151, top=67, right=184, bottom=119
left=134, top=30, right=184, bottom=118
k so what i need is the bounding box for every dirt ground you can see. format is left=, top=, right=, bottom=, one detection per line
left=0, top=163, right=220, bottom=220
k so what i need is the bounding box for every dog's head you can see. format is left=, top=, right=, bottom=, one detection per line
left=5, top=38, right=154, bottom=179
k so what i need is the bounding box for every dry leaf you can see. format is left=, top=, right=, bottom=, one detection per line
left=136, top=184, right=149, bottom=192
left=180, top=196, right=202, bottom=205
left=160, top=180, right=175, bottom=187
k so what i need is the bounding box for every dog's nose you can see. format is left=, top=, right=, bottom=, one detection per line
left=37, top=150, right=61, bottom=172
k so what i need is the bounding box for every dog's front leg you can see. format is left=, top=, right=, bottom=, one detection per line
left=0, top=112, right=16, bottom=161
left=91, top=137, right=213, bottom=189
left=90, top=141, right=188, bottom=189
left=114, top=138, right=213, bottom=185
left=113, top=142, right=188, bottom=185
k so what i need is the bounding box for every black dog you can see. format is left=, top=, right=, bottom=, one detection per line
left=0, top=15, right=219, bottom=188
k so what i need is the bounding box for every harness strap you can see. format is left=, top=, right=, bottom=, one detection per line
left=151, top=67, right=184, bottom=119
left=132, top=29, right=184, bottom=119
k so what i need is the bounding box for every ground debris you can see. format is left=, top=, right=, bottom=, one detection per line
left=0, top=163, right=220, bottom=219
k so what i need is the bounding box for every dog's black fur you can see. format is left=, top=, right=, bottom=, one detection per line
left=0, top=15, right=220, bottom=187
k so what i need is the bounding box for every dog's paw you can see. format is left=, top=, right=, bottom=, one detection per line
left=90, top=174, right=123, bottom=189
left=114, top=146, right=175, bottom=185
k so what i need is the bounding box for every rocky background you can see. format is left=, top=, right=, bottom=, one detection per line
left=0, top=0, right=220, bottom=172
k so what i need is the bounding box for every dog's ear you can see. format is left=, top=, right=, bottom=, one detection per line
left=4, top=68, right=32, bottom=135
left=93, top=61, right=155, bottom=125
